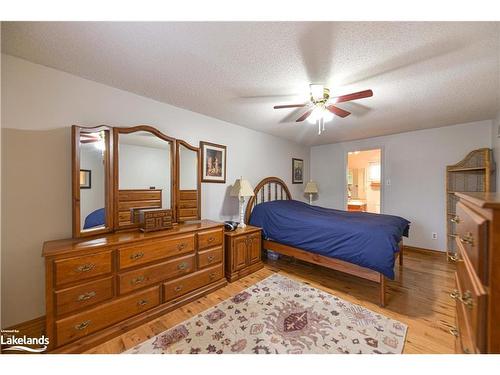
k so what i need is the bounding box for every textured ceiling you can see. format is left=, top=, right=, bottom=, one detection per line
left=2, top=22, right=500, bottom=146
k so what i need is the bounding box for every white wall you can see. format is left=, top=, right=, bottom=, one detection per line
left=311, top=120, right=493, bottom=252
left=0, top=54, right=310, bottom=327
left=179, top=145, right=198, bottom=190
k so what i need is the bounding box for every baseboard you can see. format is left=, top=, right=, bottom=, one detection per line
left=403, top=245, right=445, bottom=256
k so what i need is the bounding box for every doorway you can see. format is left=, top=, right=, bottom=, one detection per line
left=346, top=148, right=382, bottom=213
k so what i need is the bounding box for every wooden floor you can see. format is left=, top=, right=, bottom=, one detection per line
left=86, top=248, right=456, bottom=354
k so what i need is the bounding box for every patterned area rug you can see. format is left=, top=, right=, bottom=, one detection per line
left=125, top=274, right=407, bottom=354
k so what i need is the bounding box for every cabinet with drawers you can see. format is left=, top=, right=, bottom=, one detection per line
left=224, top=225, right=263, bottom=282
left=42, top=220, right=226, bottom=352
left=450, top=193, right=500, bottom=353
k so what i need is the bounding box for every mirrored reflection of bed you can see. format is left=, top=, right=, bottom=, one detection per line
left=245, top=177, right=410, bottom=306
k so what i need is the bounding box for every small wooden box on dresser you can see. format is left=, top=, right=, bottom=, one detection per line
left=42, top=220, right=226, bottom=353
left=224, top=225, right=263, bottom=282
left=451, top=192, right=500, bottom=353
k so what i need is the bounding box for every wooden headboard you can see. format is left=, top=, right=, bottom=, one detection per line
left=244, top=177, right=291, bottom=223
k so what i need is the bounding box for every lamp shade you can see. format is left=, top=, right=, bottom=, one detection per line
left=230, top=177, right=255, bottom=197
left=304, top=180, right=318, bottom=194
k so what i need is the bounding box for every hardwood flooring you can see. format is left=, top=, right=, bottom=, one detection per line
left=85, top=248, right=456, bottom=354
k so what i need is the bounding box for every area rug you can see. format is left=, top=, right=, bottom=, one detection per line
left=125, top=273, right=407, bottom=354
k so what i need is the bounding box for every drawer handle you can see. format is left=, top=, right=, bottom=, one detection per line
left=74, top=320, right=91, bottom=331
left=450, top=289, right=459, bottom=300
left=174, top=285, right=183, bottom=292
left=449, top=327, right=459, bottom=337
left=459, top=291, right=474, bottom=309
left=177, top=262, right=188, bottom=270
left=77, top=291, right=97, bottom=302
left=207, top=255, right=215, bottom=263
left=208, top=237, right=215, bottom=243
left=137, top=299, right=148, bottom=307
left=447, top=253, right=459, bottom=262
left=460, top=233, right=474, bottom=246
left=76, top=263, right=95, bottom=273
left=209, top=272, right=217, bottom=280
left=130, top=252, right=144, bottom=260
left=177, top=243, right=186, bottom=251
left=450, top=216, right=461, bottom=224
left=131, top=275, right=145, bottom=285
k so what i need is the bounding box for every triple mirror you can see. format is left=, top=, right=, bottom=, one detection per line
left=72, top=125, right=201, bottom=238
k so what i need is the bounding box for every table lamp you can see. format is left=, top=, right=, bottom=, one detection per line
left=230, top=177, right=255, bottom=228
left=304, top=180, right=318, bottom=205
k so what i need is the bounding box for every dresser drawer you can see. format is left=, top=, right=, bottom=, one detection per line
left=55, top=286, right=160, bottom=347
left=198, top=229, right=223, bottom=250
left=118, top=234, right=195, bottom=269
left=455, top=202, right=488, bottom=281
left=198, top=247, right=223, bottom=269
left=454, top=292, right=476, bottom=354
left=55, top=276, right=114, bottom=316
left=54, top=251, right=113, bottom=286
left=163, top=263, right=224, bottom=302
left=118, top=190, right=162, bottom=202
left=118, top=254, right=195, bottom=294
left=454, top=242, right=487, bottom=352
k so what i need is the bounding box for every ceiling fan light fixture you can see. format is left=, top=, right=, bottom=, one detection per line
left=307, top=105, right=333, bottom=124
left=310, top=84, right=324, bottom=102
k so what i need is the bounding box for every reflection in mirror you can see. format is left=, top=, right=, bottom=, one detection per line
left=179, top=144, right=198, bottom=190
left=118, top=131, right=172, bottom=226
left=80, top=130, right=107, bottom=232
left=177, top=141, right=200, bottom=222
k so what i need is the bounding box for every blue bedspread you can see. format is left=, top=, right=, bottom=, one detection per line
left=83, top=208, right=105, bottom=229
left=249, top=200, right=410, bottom=279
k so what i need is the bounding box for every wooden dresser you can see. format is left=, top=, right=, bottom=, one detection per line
left=451, top=192, right=500, bottom=353
left=42, top=220, right=226, bottom=352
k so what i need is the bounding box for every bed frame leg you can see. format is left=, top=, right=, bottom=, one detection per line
left=379, top=274, right=386, bottom=307
left=399, top=246, right=404, bottom=267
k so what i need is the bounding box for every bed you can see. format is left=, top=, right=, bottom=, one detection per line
left=83, top=208, right=105, bottom=230
left=244, top=177, right=410, bottom=306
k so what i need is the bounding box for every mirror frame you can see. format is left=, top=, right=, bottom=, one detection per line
left=71, top=125, right=114, bottom=238
left=175, top=140, right=201, bottom=221
left=113, top=125, right=177, bottom=230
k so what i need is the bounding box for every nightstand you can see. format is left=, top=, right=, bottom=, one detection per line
left=224, top=225, right=263, bottom=282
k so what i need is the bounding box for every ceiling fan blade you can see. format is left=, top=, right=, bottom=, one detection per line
left=296, top=109, right=314, bottom=122
left=273, top=104, right=307, bottom=109
left=326, top=105, right=351, bottom=118
left=330, top=89, right=373, bottom=104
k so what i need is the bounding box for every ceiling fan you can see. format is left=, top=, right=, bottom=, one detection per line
left=273, top=84, right=373, bottom=135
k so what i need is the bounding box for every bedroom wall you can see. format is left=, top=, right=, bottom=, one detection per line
left=310, top=120, right=494, bottom=252
left=0, top=54, right=310, bottom=327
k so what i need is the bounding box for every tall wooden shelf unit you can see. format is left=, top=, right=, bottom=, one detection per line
left=446, top=148, right=495, bottom=257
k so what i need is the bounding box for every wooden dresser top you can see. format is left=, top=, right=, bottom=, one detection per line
left=42, top=220, right=223, bottom=257
left=456, top=192, right=500, bottom=209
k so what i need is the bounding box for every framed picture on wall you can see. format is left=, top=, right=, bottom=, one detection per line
left=80, top=169, right=91, bottom=189
left=200, top=141, right=227, bottom=183
left=292, top=158, right=304, bottom=184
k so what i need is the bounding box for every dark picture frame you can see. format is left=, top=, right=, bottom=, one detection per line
left=80, top=169, right=91, bottom=189
left=292, top=158, right=304, bottom=184
left=200, top=141, right=227, bottom=183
